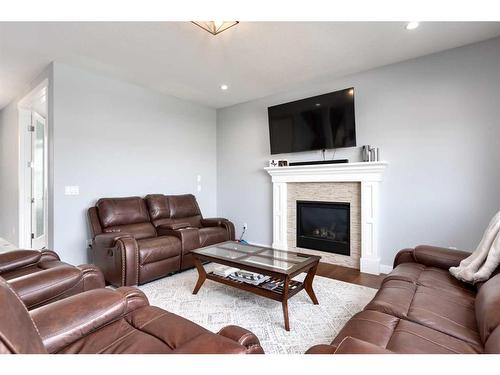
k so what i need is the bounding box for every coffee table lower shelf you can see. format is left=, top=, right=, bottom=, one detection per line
left=191, top=253, right=320, bottom=331
left=206, top=272, right=305, bottom=302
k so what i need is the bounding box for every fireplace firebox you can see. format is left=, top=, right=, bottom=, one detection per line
left=296, top=200, right=350, bottom=256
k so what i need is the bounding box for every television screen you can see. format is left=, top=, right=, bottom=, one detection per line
left=268, top=88, right=356, bottom=155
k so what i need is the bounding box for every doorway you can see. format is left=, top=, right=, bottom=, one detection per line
left=18, top=81, right=49, bottom=249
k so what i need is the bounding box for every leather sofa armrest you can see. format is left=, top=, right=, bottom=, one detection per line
left=39, top=249, right=60, bottom=262
left=200, top=218, right=228, bottom=227
left=305, top=344, right=338, bottom=354
left=157, top=222, right=191, bottom=230
left=201, top=218, right=236, bottom=241
left=0, top=250, right=43, bottom=274
left=333, top=337, right=394, bottom=354
left=76, top=264, right=106, bottom=290
left=93, top=232, right=134, bottom=248
left=394, top=245, right=471, bottom=270
left=392, top=248, right=416, bottom=268
left=172, top=332, right=251, bottom=354
left=92, top=233, right=139, bottom=287
left=114, top=286, right=150, bottom=312
left=306, top=337, right=394, bottom=354
left=217, top=325, right=264, bottom=354
left=31, top=288, right=134, bottom=353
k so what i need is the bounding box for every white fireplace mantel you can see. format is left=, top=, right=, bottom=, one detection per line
left=264, top=161, right=388, bottom=275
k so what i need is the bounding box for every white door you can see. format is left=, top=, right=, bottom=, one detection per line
left=30, top=112, right=48, bottom=249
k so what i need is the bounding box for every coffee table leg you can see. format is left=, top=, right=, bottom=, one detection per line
left=192, top=257, right=206, bottom=295
left=282, top=276, right=290, bottom=331
left=304, top=263, right=319, bottom=305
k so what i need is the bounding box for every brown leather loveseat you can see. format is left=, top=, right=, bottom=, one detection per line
left=88, top=194, right=235, bottom=286
left=0, top=277, right=264, bottom=354
left=306, top=245, right=500, bottom=354
left=0, top=249, right=104, bottom=309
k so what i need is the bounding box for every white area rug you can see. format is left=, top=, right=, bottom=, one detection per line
left=139, top=265, right=376, bottom=354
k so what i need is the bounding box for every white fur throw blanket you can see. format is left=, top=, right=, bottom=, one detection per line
left=449, top=211, right=500, bottom=284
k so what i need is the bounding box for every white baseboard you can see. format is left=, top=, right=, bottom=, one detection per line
left=247, top=241, right=272, bottom=248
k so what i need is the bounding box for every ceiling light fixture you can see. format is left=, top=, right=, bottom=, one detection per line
left=192, top=21, right=239, bottom=35
left=220, top=84, right=229, bottom=91
left=406, top=22, right=420, bottom=30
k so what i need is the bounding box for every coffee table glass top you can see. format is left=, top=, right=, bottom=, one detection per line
left=193, top=241, right=318, bottom=272
left=218, top=242, right=262, bottom=253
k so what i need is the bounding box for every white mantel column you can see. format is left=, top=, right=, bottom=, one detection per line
left=272, top=182, right=288, bottom=250
left=360, top=181, right=381, bottom=274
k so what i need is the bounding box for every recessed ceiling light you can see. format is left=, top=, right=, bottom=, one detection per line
left=406, top=22, right=420, bottom=30
left=220, top=84, right=229, bottom=91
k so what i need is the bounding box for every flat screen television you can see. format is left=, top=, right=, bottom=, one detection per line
left=268, top=87, right=356, bottom=155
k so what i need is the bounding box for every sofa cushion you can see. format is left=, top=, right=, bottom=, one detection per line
left=145, top=194, right=170, bottom=221
left=475, top=274, right=500, bottom=343
left=365, top=279, right=416, bottom=318
left=384, top=262, right=476, bottom=298
left=11, top=268, right=82, bottom=307
left=168, top=194, right=201, bottom=218
left=199, top=227, right=228, bottom=247
left=57, top=306, right=247, bottom=354
left=383, top=262, right=426, bottom=283
left=331, top=310, right=399, bottom=349
left=333, top=310, right=481, bottom=354
left=387, top=319, right=481, bottom=354
left=139, top=257, right=181, bottom=284
left=97, top=197, right=151, bottom=228
left=138, top=236, right=181, bottom=265
left=369, top=266, right=480, bottom=346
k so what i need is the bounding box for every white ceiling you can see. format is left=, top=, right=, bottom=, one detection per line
left=1, top=22, right=500, bottom=110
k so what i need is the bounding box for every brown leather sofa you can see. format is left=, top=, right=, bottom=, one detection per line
left=0, top=249, right=104, bottom=310
left=88, top=194, right=235, bottom=286
left=306, top=245, right=500, bottom=354
left=0, top=277, right=264, bottom=354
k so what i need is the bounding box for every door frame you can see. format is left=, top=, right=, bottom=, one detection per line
left=30, top=111, right=48, bottom=249
left=17, top=79, right=50, bottom=249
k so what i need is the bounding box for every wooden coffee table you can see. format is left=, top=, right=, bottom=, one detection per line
left=191, top=241, right=321, bottom=331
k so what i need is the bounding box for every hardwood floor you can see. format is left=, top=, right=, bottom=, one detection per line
left=316, top=262, right=384, bottom=289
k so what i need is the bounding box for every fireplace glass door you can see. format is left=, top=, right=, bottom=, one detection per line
left=296, top=201, right=350, bottom=255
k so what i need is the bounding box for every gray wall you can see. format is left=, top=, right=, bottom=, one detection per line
left=0, top=103, right=19, bottom=244
left=217, top=37, right=500, bottom=268
left=51, top=63, right=217, bottom=265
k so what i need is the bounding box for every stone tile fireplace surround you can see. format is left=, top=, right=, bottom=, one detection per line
left=265, top=162, right=387, bottom=275
left=288, top=182, right=360, bottom=268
